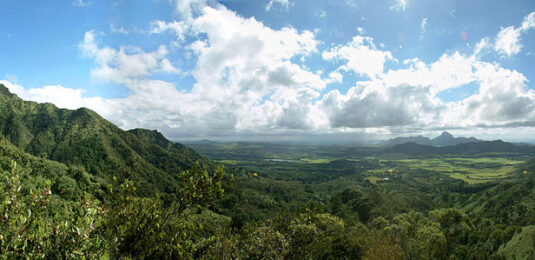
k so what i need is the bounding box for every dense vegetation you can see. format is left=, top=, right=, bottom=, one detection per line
left=1, top=84, right=535, bottom=259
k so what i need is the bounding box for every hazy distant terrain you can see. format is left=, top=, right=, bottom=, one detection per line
left=383, top=131, right=483, bottom=147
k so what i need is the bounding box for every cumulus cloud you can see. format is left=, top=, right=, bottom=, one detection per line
left=383, top=52, right=475, bottom=94
left=172, top=0, right=207, bottom=21
left=150, top=20, right=189, bottom=41
left=326, top=71, right=343, bottom=84
left=186, top=6, right=325, bottom=133
left=315, top=30, right=535, bottom=131
left=494, top=11, right=535, bottom=57
left=495, top=26, right=523, bottom=56
left=0, top=80, right=105, bottom=111
left=71, top=4, right=325, bottom=137
left=323, top=35, right=394, bottom=79
left=190, top=6, right=322, bottom=93
left=459, top=62, right=535, bottom=124
left=319, top=83, right=443, bottom=128
left=9, top=0, right=535, bottom=139
left=79, top=31, right=181, bottom=87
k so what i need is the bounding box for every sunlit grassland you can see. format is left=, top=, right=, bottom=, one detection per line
left=194, top=142, right=529, bottom=186
left=365, top=157, right=525, bottom=184
left=218, top=160, right=238, bottom=165
left=300, top=158, right=331, bottom=164
left=364, top=176, right=386, bottom=184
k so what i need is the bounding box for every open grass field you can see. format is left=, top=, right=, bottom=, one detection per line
left=367, top=157, right=525, bottom=184
left=188, top=142, right=528, bottom=185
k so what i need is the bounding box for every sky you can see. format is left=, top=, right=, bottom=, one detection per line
left=1, top=0, right=535, bottom=142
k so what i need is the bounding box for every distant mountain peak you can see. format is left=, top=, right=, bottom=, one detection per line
left=384, top=131, right=482, bottom=147
left=439, top=131, right=453, bottom=138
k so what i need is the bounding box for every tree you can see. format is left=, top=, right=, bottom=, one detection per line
left=102, top=163, right=225, bottom=258
left=0, top=161, right=106, bottom=258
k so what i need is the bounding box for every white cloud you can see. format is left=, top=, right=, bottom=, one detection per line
left=171, top=0, right=207, bottom=21
left=323, top=35, right=394, bottom=79
left=265, top=0, right=291, bottom=11
left=150, top=20, right=189, bottom=41
left=384, top=52, right=475, bottom=95
left=458, top=62, right=535, bottom=125
left=186, top=6, right=325, bottom=132
left=71, top=4, right=325, bottom=137
left=521, top=11, right=535, bottom=31
left=0, top=80, right=105, bottom=111
left=75, top=7, right=535, bottom=136
left=473, top=37, right=490, bottom=56
left=72, top=0, right=92, bottom=7
left=110, top=24, right=128, bottom=35
left=79, top=31, right=181, bottom=87
left=7, top=1, right=535, bottom=138
left=316, top=48, right=535, bottom=130
left=419, top=18, right=427, bottom=40
left=495, top=26, right=523, bottom=56
left=494, top=11, right=535, bottom=57
left=319, top=83, right=443, bottom=128
left=420, top=18, right=427, bottom=32
left=190, top=6, right=321, bottom=91
left=390, top=0, right=407, bottom=11
left=326, top=71, right=343, bottom=84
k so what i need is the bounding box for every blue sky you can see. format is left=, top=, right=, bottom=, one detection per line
left=1, top=0, right=535, bottom=142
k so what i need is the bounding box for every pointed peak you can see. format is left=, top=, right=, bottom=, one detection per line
left=439, top=131, right=453, bottom=138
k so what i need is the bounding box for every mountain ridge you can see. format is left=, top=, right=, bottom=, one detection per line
left=384, top=139, right=535, bottom=156
left=0, top=84, right=211, bottom=200
left=384, top=131, right=483, bottom=147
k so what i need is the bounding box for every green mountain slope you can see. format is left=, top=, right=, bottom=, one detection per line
left=0, top=84, right=209, bottom=200
left=462, top=160, right=535, bottom=225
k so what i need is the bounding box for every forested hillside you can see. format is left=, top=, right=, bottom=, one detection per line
left=1, top=85, right=535, bottom=259
left=0, top=84, right=213, bottom=200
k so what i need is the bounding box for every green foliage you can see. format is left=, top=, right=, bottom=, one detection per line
left=0, top=161, right=106, bottom=258
left=330, top=189, right=374, bottom=223
left=498, top=225, right=535, bottom=259
left=102, top=164, right=225, bottom=259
